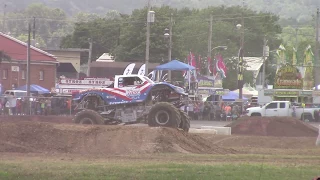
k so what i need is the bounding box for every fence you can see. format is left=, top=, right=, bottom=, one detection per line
left=0, top=96, right=73, bottom=116
left=183, top=100, right=320, bottom=121
left=2, top=96, right=320, bottom=121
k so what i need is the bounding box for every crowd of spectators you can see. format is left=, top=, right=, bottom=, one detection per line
left=182, top=100, right=242, bottom=121
left=0, top=95, right=72, bottom=116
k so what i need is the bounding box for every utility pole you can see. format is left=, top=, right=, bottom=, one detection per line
left=87, top=39, right=93, bottom=77
left=262, top=36, right=268, bottom=89
left=145, top=1, right=152, bottom=76
left=315, top=8, right=320, bottom=87
left=207, top=14, right=213, bottom=76
left=167, top=13, right=173, bottom=81
left=26, top=22, right=31, bottom=115
left=238, top=0, right=245, bottom=114
left=295, top=28, right=298, bottom=48
left=33, top=17, right=36, bottom=40
left=2, top=4, right=6, bottom=33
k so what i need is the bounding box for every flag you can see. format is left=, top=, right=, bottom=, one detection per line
left=137, top=64, right=146, bottom=75
left=197, top=55, right=201, bottom=73
left=238, top=48, right=244, bottom=89
left=213, top=57, right=217, bottom=76
left=276, top=44, right=286, bottom=71
left=185, top=52, right=196, bottom=77
left=292, top=47, right=297, bottom=65
left=188, top=51, right=196, bottom=68
left=183, top=58, right=188, bottom=77
left=123, top=63, right=136, bottom=75
left=216, top=54, right=227, bottom=79
left=207, top=56, right=213, bottom=74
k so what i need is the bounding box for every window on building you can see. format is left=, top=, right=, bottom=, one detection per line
left=22, top=70, right=26, bottom=80
left=2, top=69, right=8, bottom=79
left=39, top=70, right=44, bottom=80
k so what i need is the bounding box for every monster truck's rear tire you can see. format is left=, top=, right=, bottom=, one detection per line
left=148, top=102, right=181, bottom=128
left=73, top=109, right=104, bottom=125
left=179, top=110, right=190, bottom=132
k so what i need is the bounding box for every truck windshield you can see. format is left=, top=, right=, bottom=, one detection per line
left=143, top=77, right=154, bottom=84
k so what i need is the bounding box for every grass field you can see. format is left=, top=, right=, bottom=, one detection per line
left=0, top=153, right=319, bottom=180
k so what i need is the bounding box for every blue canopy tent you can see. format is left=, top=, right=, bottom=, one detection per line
left=16, top=84, right=50, bottom=94
left=154, top=60, right=196, bottom=90
left=222, top=91, right=248, bottom=101
left=155, top=60, right=195, bottom=71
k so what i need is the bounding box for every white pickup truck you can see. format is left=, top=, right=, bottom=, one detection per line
left=246, top=101, right=320, bottom=121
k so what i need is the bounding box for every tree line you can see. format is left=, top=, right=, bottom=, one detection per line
left=2, top=3, right=318, bottom=89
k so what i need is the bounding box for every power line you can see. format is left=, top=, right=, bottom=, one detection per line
left=3, top=14, right=276, bottom=24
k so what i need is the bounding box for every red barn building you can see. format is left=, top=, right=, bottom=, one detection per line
left=0, top=32, right=58, bottom=93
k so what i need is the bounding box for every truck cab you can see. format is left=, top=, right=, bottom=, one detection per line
left=246, top=101, right=292, bottom=117
left=112, top=75, right=154, bottom=89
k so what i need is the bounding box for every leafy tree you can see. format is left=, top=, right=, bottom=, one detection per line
left=2, top=0, right=318, bottom=22
left=60, top=16, right=122, bottom=64
left=4, top=3, right=70, bottom=48
left=60, top=5, right=282, bottom=89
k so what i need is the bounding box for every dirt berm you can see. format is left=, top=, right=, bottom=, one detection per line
left=0, top=121, right=235, bottom=155
left=0, top=115, right=73, bottom=124
left=226, top=116, right=318, bottom=137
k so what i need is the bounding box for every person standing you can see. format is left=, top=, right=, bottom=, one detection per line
left=45, top=98, right=51, bottom=116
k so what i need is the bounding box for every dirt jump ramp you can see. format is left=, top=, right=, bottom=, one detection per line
left=226, top=116, right=318, bottom=137
left=0, top=121, right=235, bottom=155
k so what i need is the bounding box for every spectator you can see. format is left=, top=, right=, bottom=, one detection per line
left=224, top=104, right=232, bottom=121
left=40, top=99, right=46, bottom=115
left=16, top=99, right=22, bottom=115
left=45, top=98, right=51, bottom=116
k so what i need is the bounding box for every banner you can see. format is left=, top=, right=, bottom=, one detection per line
left=292, top=47, right=297, bottom=65
left=303, top=45, right=314, bottom=90
left=274, top=65, right=303, bottom=89
left=123, top=63, right=136, bottom=75
left=137, top=64, right=146, bottom=76
left=276, top=44, right=286, bottom=71
left=197, top=75, right=214, bottom=87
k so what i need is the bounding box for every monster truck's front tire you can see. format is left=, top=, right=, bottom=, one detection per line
left=148, top=102, right=181, bottom=128
left=179, top=110, right=190, bottom=132
left=73, top=109, right=104, bottom=125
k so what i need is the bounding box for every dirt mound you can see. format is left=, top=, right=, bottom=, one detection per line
left=0, top=121, right=235, bottom=155
left=226, top=116, right=318, bottom=137
left=0, top=115, right=73, bottom=124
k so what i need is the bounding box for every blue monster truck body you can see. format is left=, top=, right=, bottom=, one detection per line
left=72, top=75, right=190, bottom=132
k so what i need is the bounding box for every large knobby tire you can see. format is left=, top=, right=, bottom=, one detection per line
left=148, top=102, right=181, bottom=129
left=179, top=110, right=190, bottom=132
left=73, top=109, right=104, bottom=125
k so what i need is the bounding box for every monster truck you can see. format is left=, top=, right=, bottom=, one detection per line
left=72, top=74, right=190, bottom=132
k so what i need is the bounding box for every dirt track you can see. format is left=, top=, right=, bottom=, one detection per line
left=0, top=115, right=319, bottom=158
